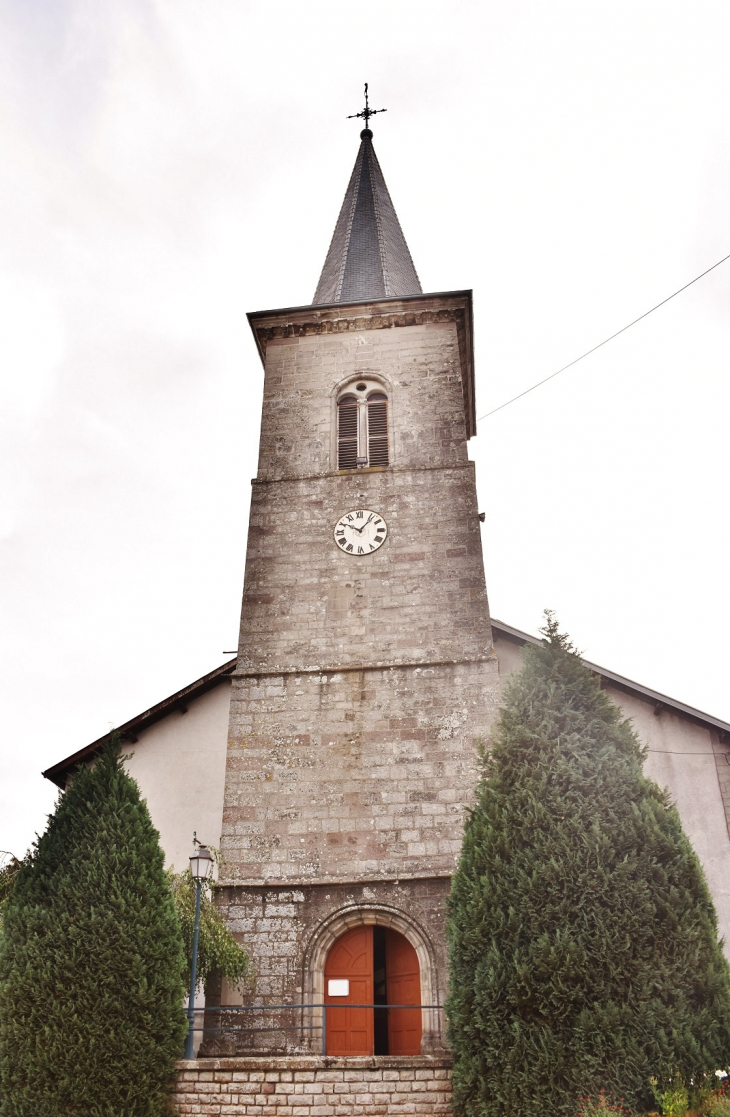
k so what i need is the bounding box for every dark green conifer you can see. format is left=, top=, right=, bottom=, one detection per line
left=0, top=741, right=187, bottom=1117
left=447, top=613, right=730, bottom=1117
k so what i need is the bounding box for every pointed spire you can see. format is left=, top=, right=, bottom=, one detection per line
left=313, top=129, right=422, bottom=305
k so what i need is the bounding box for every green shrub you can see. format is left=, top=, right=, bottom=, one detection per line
left=702, top=1077, right=730, bottom=1117
left=577, top=1090, right=631, bottom=1117
left=0, top=740, right=187, bottom=1117
left=649, top=1071, right=730, bottom=1117
left=446, top=613, right=730, bottom=1117
left=651, top=1075, right=689, bottom=1117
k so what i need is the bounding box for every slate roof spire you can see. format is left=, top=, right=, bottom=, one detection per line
left=313, top=126, right=422, bottom=305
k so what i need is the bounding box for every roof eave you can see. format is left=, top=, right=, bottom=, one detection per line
left=491, top=619, right=730, bottom=736
left=42, top=659, right=237, bottom=789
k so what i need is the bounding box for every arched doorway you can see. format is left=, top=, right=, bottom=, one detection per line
left=323, top=925, right=422, bottom=1056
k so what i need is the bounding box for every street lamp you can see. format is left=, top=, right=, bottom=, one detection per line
left=184, top=837, right=214, bottom=1059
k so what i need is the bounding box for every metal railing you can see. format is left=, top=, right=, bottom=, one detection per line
left=188, top=1003, right=445, bottom=1056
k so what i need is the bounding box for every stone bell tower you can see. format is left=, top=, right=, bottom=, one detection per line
left=216, top=118, right=499, bottom=1054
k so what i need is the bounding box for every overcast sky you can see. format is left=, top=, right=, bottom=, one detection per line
left=2, top=0, right=729, bottom=858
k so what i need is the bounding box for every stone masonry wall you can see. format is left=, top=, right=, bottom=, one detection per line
left=175, top=1057, right=453, bottom=1116
left=223, top=659, right=497, bottom=886
left=222, top=304, right=499, bottom=887
left=255, top=316, right=469, bottom=484
left=238, top=463, right=490, bottom=674
left=216, top=296, right=497, bottom=1053
left=207, top=877, right=451, bottom=1040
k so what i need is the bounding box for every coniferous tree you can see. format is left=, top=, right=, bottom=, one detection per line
left=0, top=855, right=21, bottom=932
left=0, top=741, right=187, bottom=1117
left=447, top=613, right=730, bottom=1117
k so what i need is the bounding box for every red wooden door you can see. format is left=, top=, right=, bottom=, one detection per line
left=385, top=930, right=422, bottom=1055
left=324, top=926, right=374, bottom=1055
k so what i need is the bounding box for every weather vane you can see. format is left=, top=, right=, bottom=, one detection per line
left=347, top=83, right=386, bottom=132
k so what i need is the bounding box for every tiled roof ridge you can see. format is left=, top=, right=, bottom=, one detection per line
left=311, top=143, right=362, bottom=306
left=366, top=137, right=421, bottom=299
left=369, top=141, right=392, bottom=297
left=334, top=142, right=362, bottom=302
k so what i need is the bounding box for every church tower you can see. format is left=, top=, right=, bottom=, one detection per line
left=216, top=115, right=499, bottom=1056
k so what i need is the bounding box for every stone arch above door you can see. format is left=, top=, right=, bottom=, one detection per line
left=301, top=903, right=444, bottom=1054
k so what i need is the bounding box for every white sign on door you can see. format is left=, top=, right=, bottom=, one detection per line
left=327, top=979, right=350, bottom=997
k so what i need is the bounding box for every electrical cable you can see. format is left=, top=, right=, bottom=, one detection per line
left=476, top=251, right=730, bottom=422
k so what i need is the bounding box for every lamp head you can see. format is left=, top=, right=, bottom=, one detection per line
left=189, top=844, right=214, bottom=882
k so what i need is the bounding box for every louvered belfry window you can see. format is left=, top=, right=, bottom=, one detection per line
left=337, top=396, right=359, bottom=470
left=336, top=383, right=390, bottom=470
left=367, top=393, right=389, bottom=467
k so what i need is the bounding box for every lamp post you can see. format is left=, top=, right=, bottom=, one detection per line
left=184, top=838, right=214, bottom=1059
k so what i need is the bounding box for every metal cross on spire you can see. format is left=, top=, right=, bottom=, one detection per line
left=347, top=83, right=386, bottom=132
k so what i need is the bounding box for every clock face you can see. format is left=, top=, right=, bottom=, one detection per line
left=334, top=509, right=388, bottom=555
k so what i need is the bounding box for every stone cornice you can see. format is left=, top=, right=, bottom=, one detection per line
left=250, top=460, right=476, bottom=486
left=231, top=653, right=498, bottom=681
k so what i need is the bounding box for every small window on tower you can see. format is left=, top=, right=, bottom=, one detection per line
left=336, top=383, right=390, bottom=470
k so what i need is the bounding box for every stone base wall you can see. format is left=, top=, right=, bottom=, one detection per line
left=210, top=877, right=451, bottom=1022
left=175, top=1056, right=452, bottom=1116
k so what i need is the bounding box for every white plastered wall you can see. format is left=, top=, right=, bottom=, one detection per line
left=620, top=692, right=730, bottom=950
left=121, top=680, right=232, bottom=874
left=492, top=631, right=730, bottom=955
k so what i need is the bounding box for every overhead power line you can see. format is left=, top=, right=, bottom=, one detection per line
left=476, top=252, right=730, bottom=422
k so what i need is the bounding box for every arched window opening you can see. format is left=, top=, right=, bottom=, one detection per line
left=336, top=383, right=390, bottom=470
left=323, top=925, right=421, bottom=1056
